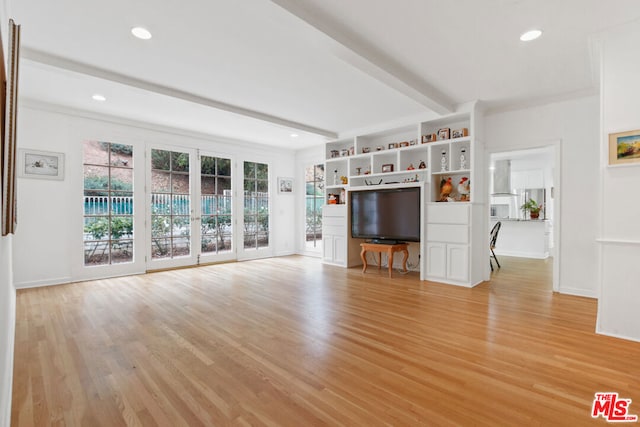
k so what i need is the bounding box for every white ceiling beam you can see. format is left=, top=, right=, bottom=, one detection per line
left=270, top=0, right=454, bottom=115
left=21, top=47, right=338, bottom=139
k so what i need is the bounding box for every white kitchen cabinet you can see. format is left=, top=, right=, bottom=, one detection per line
left=512, top=169, right=544, bottom=189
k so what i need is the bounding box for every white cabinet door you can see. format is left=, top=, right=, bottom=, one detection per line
left=322, top=236, right=334, bottom=262
left=426, top=242, right=447, bottom=278
left=322, top=235, right=347, bottom=266
left=447, top=244, right=469, bottom=282
left=511, top=171, right=526, bottom=190
left=333, top=236, right=347, bottom=265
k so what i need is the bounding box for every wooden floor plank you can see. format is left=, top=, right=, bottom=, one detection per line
left=11, top=255, right=640, bottom=426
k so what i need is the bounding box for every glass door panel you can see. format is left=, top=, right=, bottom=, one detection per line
left=199, top=155, right=233, bottom=261
left=148, top=148, right=197, bottom=269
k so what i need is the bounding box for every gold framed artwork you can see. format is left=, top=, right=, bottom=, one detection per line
left=2, top=19, right=20, bottom=236
left=609, top=129, right=640, bottom=166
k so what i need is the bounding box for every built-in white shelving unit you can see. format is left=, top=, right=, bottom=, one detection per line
left=322, top=104, right=486, bottom=287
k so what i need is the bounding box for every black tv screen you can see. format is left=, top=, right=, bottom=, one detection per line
left=350, top=187, right=421, bottom=242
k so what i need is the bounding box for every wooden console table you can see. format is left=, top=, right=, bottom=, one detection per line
left=360, top=242, right=409, bottom=278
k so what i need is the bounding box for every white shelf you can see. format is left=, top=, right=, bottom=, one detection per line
left=325, top=184, right=347, bottom=190
left=349, top=181, right=424, bottom=192
left=350, top=169, right=427, bottom=180
left=432, top=169, right=471, bottom=176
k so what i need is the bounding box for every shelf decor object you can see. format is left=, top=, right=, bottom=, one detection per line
left=437, top=128, right=450, bottom=140
left=608, top=129, right=640, bottom=166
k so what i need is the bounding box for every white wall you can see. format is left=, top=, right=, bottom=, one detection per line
left=12, top=103, right=298, bottom=288
left=0, top=236, right=15, bottom=427
left=597, top=22, right=640, bottom=342
left=485, top=95, right=600, bottom=298
left=1, top=2, right=16, bottom=425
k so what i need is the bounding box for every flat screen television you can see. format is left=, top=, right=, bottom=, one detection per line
left=350, top=187, right=421, bottom=243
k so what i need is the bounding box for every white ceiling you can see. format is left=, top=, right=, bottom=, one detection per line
left=9, top=0, right=640, bottom=149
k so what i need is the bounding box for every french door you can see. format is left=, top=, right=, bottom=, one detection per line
left=146, top=146, right=235, bottom=270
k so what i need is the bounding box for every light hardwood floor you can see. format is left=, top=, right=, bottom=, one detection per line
left=11, top=256, right=640, bottom=426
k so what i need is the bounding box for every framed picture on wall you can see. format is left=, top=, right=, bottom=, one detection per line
left=278, top=176, right=293, bottom=193
left=609, top=129, right=640, bottom=166
left=18, top=149, right=65, bottom=180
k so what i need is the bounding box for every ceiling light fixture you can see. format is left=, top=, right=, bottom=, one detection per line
left=131, top=27, right=152, bottom=40
left=290, top=133, right=299, bottom=138
left=92, top=94, right=106, bottom=102
left=520, top=29, right=542, bottom=42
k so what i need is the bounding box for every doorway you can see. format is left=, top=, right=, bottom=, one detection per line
left=488, top=143, right=560, bottom=291
left=146, top=146, right=237, bottom=271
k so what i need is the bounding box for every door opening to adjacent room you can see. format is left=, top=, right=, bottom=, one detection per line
left=488, top=144, right=560, bottom=291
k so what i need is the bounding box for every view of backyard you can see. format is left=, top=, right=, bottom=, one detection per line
left=83, top=143, right=272, bottom=266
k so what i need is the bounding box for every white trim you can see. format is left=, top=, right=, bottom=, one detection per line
left=558, top=287, right=597, bottom=299
left=13, top=276, right=73, bottom=289
left=493, top=250, right=549, bottom=259
left=596, top=238, right=640, bottom=246
left=595, top=328, right=640, bottom=344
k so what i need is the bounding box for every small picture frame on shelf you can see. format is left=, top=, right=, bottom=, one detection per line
left=362, top=147, right=370, bottom=154
left=382, top=164, right=394, bottom=173
left=437, top=128, right=450, bottom=140
left=388, top=142, right=399, bottom=150
left=452, top=128, right=469, bottom=139
left=330, top=150, right=339, bottom=158
left=422, top=133, right=436, bottom=143
left=409, top=139, right=418, bottom=146
left=399, top=141, right=409, bottom=147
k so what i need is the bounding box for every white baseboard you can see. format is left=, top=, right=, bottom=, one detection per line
left=14, top=276, right=73, bottom=290
left=595, top=327, right=640, bottom=344
left=558, top=286, right=597, bottom=299
left=494, top=250, right=549, bottom=259
left=275, top=250, right=296, bottom=257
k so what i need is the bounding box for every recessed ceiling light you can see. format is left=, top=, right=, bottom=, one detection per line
left=92, top=94, right=106, bottom=102
left=131, top=27, right=152, bottom=40
left=290, top=133, right=299, bottom=138
left=520, top=29, right=542, bottom=42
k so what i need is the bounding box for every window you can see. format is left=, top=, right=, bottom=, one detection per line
left=200, top=155, right=232, bottom=254
left=305, top=164, right=324, bottom=248
left=150, top=149, right=191, bottom=259
left=83, top=141, right=134, bottom=266
left=244, top=161, right=269, bottom=249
